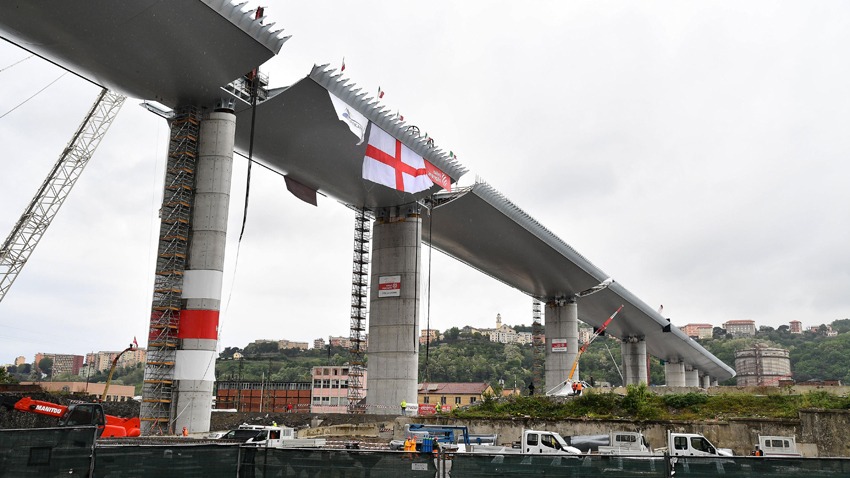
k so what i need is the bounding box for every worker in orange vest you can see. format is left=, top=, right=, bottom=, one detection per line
left=575, top=381, right=584, bottom=396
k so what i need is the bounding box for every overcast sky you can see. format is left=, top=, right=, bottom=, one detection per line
left=1, top=1, right=848, bottom=364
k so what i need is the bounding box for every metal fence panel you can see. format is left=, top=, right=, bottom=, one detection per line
left=241, top=448, right=439, bottom=478
left=0, top=426, right=96, bottom=477
left=93, top=444, right=240, bottom=478
left=5, top=428, right=850, bottom=478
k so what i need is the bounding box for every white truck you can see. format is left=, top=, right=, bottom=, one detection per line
left=469, top=429, right=582, bottom=455
left=219, top=424, right=327, bottom=448
left=597, top=431, right=653, bottom=455
left=754, top=435, right=801, bottom=457
left=590, top=431, right=732, bottom=457
left=666, top=431, right=733, bottom=457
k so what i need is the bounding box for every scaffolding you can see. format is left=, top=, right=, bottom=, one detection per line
left=532, top=299, right=545, bottom=393
left=347, top=208, right=371, bottom=413
left=140, top=106, right=201, bottom=434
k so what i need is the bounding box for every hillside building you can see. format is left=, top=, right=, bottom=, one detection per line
left=417, top=382, right=493, bottom=411
left=681, top=323, right=714, bottom=339
left=419, top=329, right=440, bottom=345
left=789, top=320, right=802, bottom=334
left=278, top=339, right=308, bottom=350
left=722, top=320, right=756, bottom=336
left=85, top=348, right=146, bottom=373
left=33, top=353, right=84, bottom=376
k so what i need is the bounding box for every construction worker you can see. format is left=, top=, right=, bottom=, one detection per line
left=575, top=381, right=584, bottom=396
left=400, top=399, right=407, bottom=416
left=435, top=403, right=442, bottom=414
left=571, top=381, right=578, bottom=395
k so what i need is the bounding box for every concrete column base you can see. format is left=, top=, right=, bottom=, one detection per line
left=685, top=368, right=700, bottom=387
left=664, top=361, right=686, bottom=387
left=621, top=337, right=648, bottom=385
left=544, top=300, right=578, bottom=394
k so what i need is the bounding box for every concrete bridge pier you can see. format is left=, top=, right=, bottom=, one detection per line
left=664, top=360, right=686, bottom=387
left=685, top=366, right=700, bottom=387
left=701, top=373, right=712, bottom=388
left=544, top=298, right=578, bottom=393
left=366, top=205, right=421, bottom=414
left=621, top=336, right=648, bottom=385
left=175, top=109, right=236, bottom=434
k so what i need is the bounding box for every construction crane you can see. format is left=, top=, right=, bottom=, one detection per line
left=0, top=89, right=125, bottom=303
left=101, top=340, right=139, bottom=402
left=547, top=304, right=624, bottom=396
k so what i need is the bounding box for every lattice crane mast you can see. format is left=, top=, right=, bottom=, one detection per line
left=0, top=89, right=125, bottom=303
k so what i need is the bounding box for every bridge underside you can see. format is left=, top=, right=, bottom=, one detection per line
left=422, top=184, right=734, bottom=381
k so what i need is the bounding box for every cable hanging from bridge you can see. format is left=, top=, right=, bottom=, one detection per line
left=0, top=72, right=65, bottom=120
left=423, top=195, right=435, bottom=383
left=0, top=53, right=32, bottom=73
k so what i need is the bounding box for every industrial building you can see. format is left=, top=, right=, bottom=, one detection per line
left=214, top=380, right=311, bottom=413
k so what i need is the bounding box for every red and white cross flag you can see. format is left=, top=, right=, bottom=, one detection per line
left=363, top=125, right=451, bottom=193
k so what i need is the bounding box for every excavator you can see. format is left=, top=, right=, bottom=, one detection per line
left=1, top=396, right=141, bottom=437
left=547, top=305, right=624, bottom=396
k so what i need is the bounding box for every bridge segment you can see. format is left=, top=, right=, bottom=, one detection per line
left=0, top=0, right=733, bottom=425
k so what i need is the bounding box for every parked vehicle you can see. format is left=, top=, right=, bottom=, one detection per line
left=1, top=396, right=140, bottom=438
left=580, top=430, right=732, bottom=457
left=754, top=435, right=801, bottom=457
left=219, top=424, right=326, bottom=448
left=389, top=424, right=471, bottom=451
left=667, top=431, right=733, bottom=457
left=469, top=429, right=582, bottom=455
left=597, top=431, right=653, bottom=455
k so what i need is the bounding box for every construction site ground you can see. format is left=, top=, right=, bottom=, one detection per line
left=0, top=392, right=399, bottom=447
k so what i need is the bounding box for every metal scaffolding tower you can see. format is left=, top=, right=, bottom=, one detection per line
left=348, top=207, right=371, bottom=413
left=0, top=89, right=125, bottom=303
left=140, top=106, right=201, bottom=434
left=532, top=299, right=545, bottom=392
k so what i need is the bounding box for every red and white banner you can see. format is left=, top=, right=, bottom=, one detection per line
left=424, top=161, right=452, bottom=191
left=551, top=339, right=568, bottom=353
left=378, top=275, right=401, bottom=297
left=418, top=403, right=436, bottom=415
left=363, top=126, right=450, bottom=193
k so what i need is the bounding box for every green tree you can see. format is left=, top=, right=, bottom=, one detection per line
left=0, top=367, right=17, bottom=384
left=37, top=357, right=53, bottom=378
left=831, top=318, right=850, bottom=334
left=219, top=346, right=242, bottom=360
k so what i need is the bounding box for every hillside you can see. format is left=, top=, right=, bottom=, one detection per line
left=5, top=319, right=848, bottom=394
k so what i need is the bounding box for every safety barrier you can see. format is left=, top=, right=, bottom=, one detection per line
left=4, top=427, right=850, bottom=477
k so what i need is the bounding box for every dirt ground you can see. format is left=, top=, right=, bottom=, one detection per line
left=1, top=392, right=396, bottom=436
left=210, top=410, right=398, bottom=432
